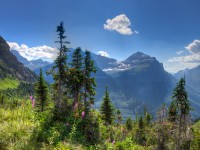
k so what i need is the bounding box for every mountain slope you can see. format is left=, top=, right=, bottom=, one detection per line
left=91, top=53, right=118, bottom=70
left=107, top=52, right=175, bottom=110
left=0, top=36, right=37, bottom=83
left=174, top=68, right=190, bottom=79
left=174, top=65, right=200, bottom=91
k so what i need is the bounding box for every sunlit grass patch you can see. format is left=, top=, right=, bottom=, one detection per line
left=0, top=78, right=19, bottom=90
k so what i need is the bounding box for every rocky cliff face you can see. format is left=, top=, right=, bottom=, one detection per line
left=0, top=36, right=37, bottom=82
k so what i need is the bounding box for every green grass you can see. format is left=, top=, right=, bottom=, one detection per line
left=0, top=98, right=150, bottom=150
left=1, top=97, right=200, bottom=150
left=0, top=78, right=19, bottom=90
left=0, top=99, right=86, bottom=150
left=191, top=121, right=200, bottom=149
left=193, top=120, right=200, bottom=129
left=0, top=100, right=36, bottom=149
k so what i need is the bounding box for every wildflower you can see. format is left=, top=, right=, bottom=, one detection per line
left=112, top=140, right=115, bottom=144
left=82, top=111, right=85, bottom=118
left=32, top=98, right=35, bottom=108
left=30, top=95, right=33, bottom=101
left=66, top=122, right=69, bottom=127
left=74, top=102, right=78, bottom=110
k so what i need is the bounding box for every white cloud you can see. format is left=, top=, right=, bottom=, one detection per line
left=97, top=51, right=109, bottom=57
left=164, top=61, right=198, bottom=74
left=104, top=14, right=137, bottom=35
left=185, top=40, right=200, bottom=54
left=164, top=40, right=200, bottom=73
left=165, top=54, right=200, bottom=73
left=168, top=54, right=200, bottom=64
left=7, top=42, right=58, bottom=62
left=176, top=50, right=184, bottom=55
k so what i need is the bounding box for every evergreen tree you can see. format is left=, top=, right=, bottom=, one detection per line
left=171, top=77, right=192, bottom=150
left=50, top=21, right=70, bottom=109
left=68, top=47, right=84, bottom=106
left=143, top=106, right=152, bottom=125
left=135, top=116, right=146, bottom=145
left=172, top=77, right=191, bottom=120
left=168, top=100, right=177, bottom=122
left=83, top=50, right=96, bottom=111
left=126, top=117, right=132, bottom=130
left=138, top=116, right=144, bottom=129
left=35, top=69, right=49, bottom=112
left=70, top=47, right=83, bottom=70
left=100, top=86, right=114, bottom=125
left=145, top=113, right=152, bottom=125
left=116, top=109, right=122, bottom=125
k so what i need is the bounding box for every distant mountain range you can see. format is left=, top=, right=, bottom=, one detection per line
left=174, top=66, right=200, bottom=92
left=10, top=46, right=200, bottom=119
left=11, top=50, right=51, bottom=70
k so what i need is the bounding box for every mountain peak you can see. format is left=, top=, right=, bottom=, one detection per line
left=123, top=51, right=156, bottom=64
left=0, top=36, right=10, bottom=52
left=133, top=51, right=146, bottom=55
left=0, top=36, right=6, bottom=43
left=127, top=51, right=151, bottom=60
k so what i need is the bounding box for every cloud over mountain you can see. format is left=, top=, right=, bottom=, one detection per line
left=97, top=51, right=109, bottom=57
left=185, top=40, right=200, bottom=54
left=165, top=40, right=200, bottom=73
left=104, top=14, right=137, bottom=35
left=7, top=42, right=58, bottom=62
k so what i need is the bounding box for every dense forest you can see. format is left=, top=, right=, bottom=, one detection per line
left=0, top=22, right=200, bottom=150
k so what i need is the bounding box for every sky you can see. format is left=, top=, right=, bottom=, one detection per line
left=1, top=0, right=200, bottom=73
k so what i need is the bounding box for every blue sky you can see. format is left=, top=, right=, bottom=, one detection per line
left=1, top=0, right=200, bottom=73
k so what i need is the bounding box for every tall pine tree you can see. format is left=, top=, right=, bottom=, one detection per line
left=100, top=86, right=114, bottom=125
left=171, top=77, right=192, bottom=150
left=50, top=21, right=70, bottom=109
left=68, top=47, right=84, bottom=106
left=172, top=77, right=191, bottom=120
left=35, top=69, right=49, bottom=112
left=83, top=50, right=96, bottom=111
left=126, top=117, right=133, bottom=130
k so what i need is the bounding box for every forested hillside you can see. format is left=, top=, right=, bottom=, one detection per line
left=0, top=36, right=37, bottom=101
